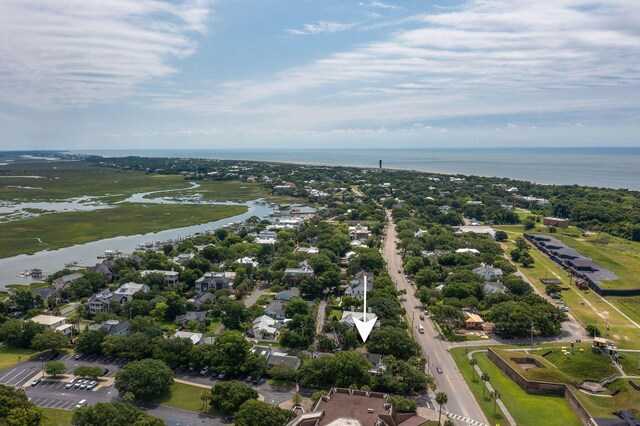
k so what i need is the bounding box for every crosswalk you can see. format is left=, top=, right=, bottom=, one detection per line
left=444, top=411, right=488, bottom=426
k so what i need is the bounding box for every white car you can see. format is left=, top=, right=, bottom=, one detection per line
left=65, top=380, right=75, bottom=389
left=75, top=400, right=87, bottom=409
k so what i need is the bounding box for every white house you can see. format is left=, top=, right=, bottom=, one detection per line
left=29, top=315, right=73, bottom=336
left=141, top=270, right=179, bottom=286
left=473, top=264, right=503, bottom=281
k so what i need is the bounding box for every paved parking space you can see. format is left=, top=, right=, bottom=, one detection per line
left=30, top=397, right=80, bottom=410
left=0, top=365, right=40, bottom=387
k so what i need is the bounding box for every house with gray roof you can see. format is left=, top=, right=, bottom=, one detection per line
left=53, top=272, right=84, bottom=291
left=175, top=311, right=207, bottom=327
left=89, top=320, right=130, bottom=336
left=344, top=271, right=374, bottom=299
left=274, top=288, right=301, bottom=301
left=483, top=281, right=507, bottom=295
left=195, top=272, right=233, bottom=292
left=187, top=292, right=217, bottom=310
left=265, top=300, right=287, bottom=320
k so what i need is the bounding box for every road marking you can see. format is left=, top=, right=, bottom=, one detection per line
left=0, top=368, right=18, bottom=382
left=444, top=411, right=488, bottom=426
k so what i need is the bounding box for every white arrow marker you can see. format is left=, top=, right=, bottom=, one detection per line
left=353, top=275, right=377, bottom=342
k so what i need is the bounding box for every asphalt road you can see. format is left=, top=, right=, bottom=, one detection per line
left=383, top=210, right=488, bottom=426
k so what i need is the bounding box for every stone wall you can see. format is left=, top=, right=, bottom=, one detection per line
left=487, top=348, right=596, bottom=426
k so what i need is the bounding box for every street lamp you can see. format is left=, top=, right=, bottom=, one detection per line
left=530, top=322, right=535, bottom=348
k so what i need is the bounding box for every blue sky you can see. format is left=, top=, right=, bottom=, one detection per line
left=0, top=0, right=639, bottom=150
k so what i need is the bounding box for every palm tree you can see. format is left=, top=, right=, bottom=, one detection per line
left=435, top=391, right=448, bottom=425
left=491, top=390, right=501, bottom=414
left=200, top=390, right=211, bottom=411
left=481, top=373, right=490, bottom=397
left=469, top=358, right=477, bottom=379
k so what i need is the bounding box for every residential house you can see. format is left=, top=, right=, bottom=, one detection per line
left=31, top=287, right=57, bottom=307
left=29, top=315, right=73, bottom=336
left=251, top=345, right=302, bottom=369
left=236, top=257, right=259, bottom=267
left=340, top=311, right=378, bottom=329
left=174, top=253, right=195, bottom=264
left=140, top=270, right=179, bottom=286
left=274, top=288, right=301, bottom=301
left=473, top=264, right=503, bottom=281
left=195, top=272, right=234, bottom=292
left=465, top=313, right=484, bottom=329
left=53, top=272, right=84, bottom=291
left=252, top=315, right=286, bottom=341
left=187, top=292, right=217, bottom=310
left=296, top=246, right=319, bottom=255
left=175, top=311, right=207, bottom=328
left=91, top=263, right=114, bottom=281
left=88, top=282, right=150, bottom=314
left=455, top=248, right=480, bottom=255
left=265, top=300, right=287, bottom=320
left=483, top=281, right=507, bottom=295
left=173, top=330, right=206, bottom=345
left=344, top=271, right=374, bottom=299
left=284, top=260, right=315, bottom=285
left=88, top=320, right=130, bottom=336
left=454, top=225, right=497, bottom=239
left=349, top=224, right=371, bottom=241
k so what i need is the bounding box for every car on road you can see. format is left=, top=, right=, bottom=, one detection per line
left=31, top=377, right=41, bottom=386
left=65, top=380, right=76, bottom=389
left=418, top=324, right=425, bottom=334
left=419, top=314, right=425, bottom=320
left=436, top=366, right=443, bottom=374
left=74, top=353, right=83, bottom=360
left=75, top=400, right=87, bottom=409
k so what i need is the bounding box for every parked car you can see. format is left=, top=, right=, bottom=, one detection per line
left=87, top=381, right=97, bottom=390
left=75, top=400, right=87, bottom=409
left=31, top=377, right=41, bottom=386
left=65, top=380, right=75, bottom=389
left=217, top=373, right=226, bottom=380
left=200, top=367, right=210, bottom=376
left=74, top=353, right=83, bottom=360
left=245, top=376, right=253, bottom=383
left=252, top=376, right=262, bottom=385
left=79, top=380, right=88, bottom=390
left=559, top=306, right=569, bottom=312
left=102, top=368, right=109, bottom=376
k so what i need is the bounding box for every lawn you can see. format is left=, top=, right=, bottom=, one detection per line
left=41, top=407, right=73, bottom=426
left=574, top=379, right=640, bottom=418
left=453, top=348, right=582, bottom=426
left=494, top=228, right=640, bottom=349
left=0, top=344, right=39, bottom=370
left=0, top=203, right=247, bottom=259
left=255, top=294, right=275, bottom=306
left=157, top=382, right=215, bottom=414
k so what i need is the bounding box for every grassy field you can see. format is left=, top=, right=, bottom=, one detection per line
left=0, top=344, right=39, bottom=370
left=0, top=162, right=191, bottom=201
left=148, top=180, right=268, bottom=203
left=0, top=203, right=247, bottom=259
left=450, top=347, right=580, bottom=426
left=495, top=227, right=640, bottom=349
left=158, top=382, right=216, bottom=414
left=41, top=407, right=73, bottom=426
left=575, top=379, right=640, bottom=418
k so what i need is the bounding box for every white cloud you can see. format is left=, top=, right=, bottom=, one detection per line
left=370, top=1, right=397, bottom=9
left=286, top=21, right=357, bottom=36
left=0, top=0, right=211, bottom=109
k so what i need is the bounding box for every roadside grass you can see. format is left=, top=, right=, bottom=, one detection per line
left=206, top=318, right=222, bottom=333
left=448, top=347, right=507, bottom=425
left=495, top=228, right=640, bottom=350
left=41, top=407, right=73, bottom=426
left=0, top=203, right=247, bottom=259
left=157, top=382, right=218, bottom=414
left=0, top=344, right=39, bottom=370
left=255, top=294, right=275, bottom=306
left=618, top=351, right=640, bottom=376
left=471, top=350, right=582, bottom=426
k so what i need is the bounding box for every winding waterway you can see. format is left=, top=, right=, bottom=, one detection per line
left=0, top=198, right=275, bottom=289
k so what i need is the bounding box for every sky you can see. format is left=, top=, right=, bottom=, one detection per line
left=0, top=0, right=639, bottom=150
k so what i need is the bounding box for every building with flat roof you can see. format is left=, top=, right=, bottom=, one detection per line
left=543, top=217, right=570, bottom=228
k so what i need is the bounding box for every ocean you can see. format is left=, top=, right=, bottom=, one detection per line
left=71, top=147, right=640, bottom=191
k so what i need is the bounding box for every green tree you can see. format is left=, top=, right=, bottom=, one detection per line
left=44, top=361, right=66, bottom=378
left=72, top=402, right=164, bottom=426
left=0, top=319, right=44, bottom=348
left=0, top=384, right=43, bottom=425
left=75, top=329, right=107, bottom=356
left=210, top=331, right=251, bottom=376
left=366, top=327, right=419, bottom=359
left=233, top=400, right=294, bottom=426
left=152, top=337, right=193, bottom=367
left=31, top=330, right=70, bottom=354
left=114, top=359, right=174, bottom=401
left=221, top=300, right=248, bottom=330
left=269, top=364, right=298, bottom=383
left=523, top=219, right=536, bottom=230
left=469, top=358, right=477, bottom=380
left=285, top=298, right=309, bottom=318
left=436, top=391, right=448, bottom=425
left=481, top=372, right=490, bottom=396
left=210, top=381, right=259, bottom=414
left=491, top=390, right=501, bottom=414
left=388, top=395, right=417, bottom=413
left=74, top=366, right=104, bottom=379
left=494, top=230, right=508, bottom=242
